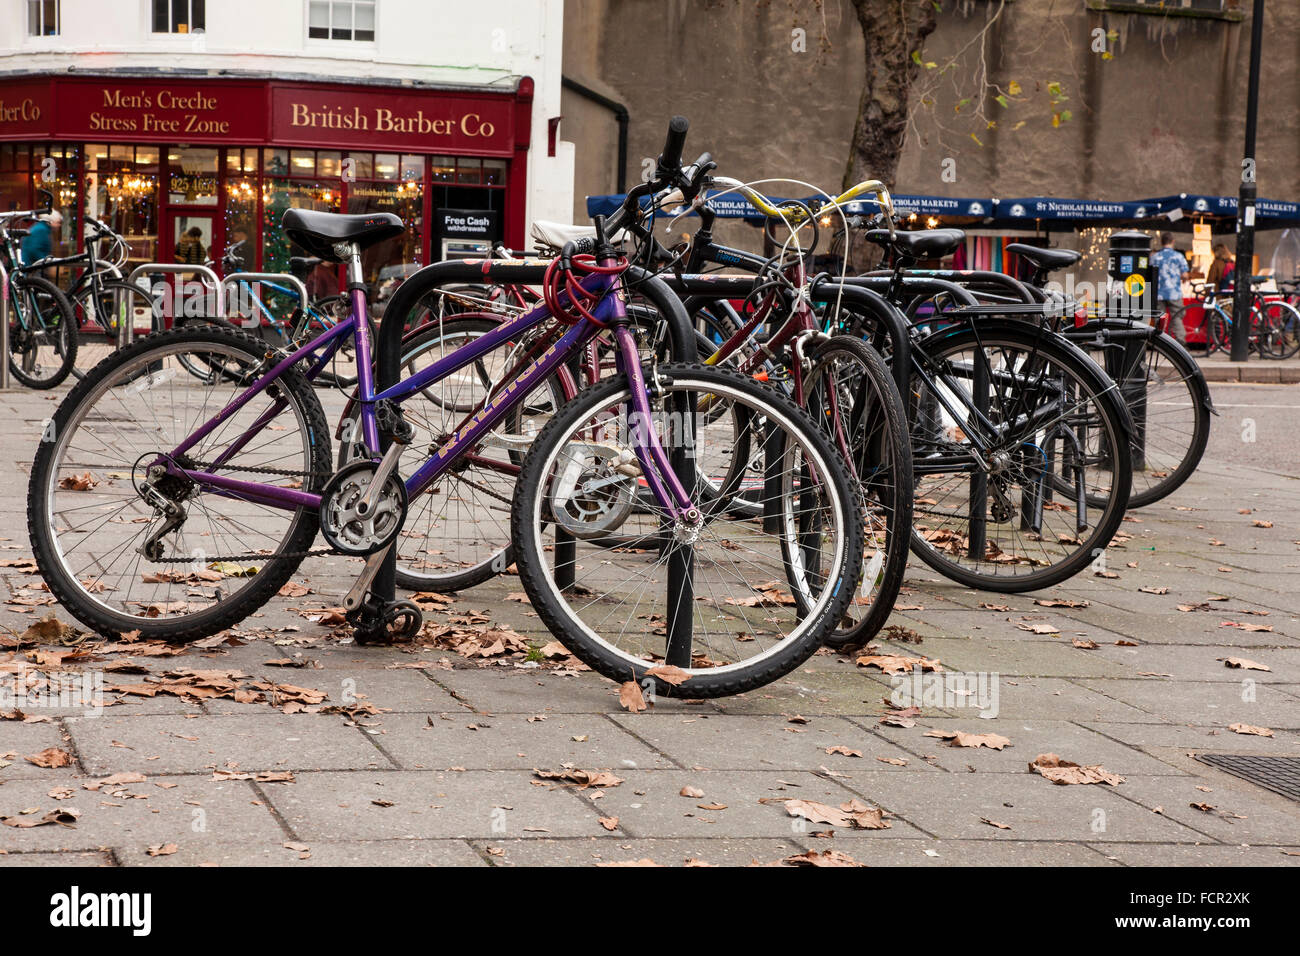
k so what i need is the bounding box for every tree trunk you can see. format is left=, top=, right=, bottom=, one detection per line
left=844, top=0, right=939, bottom=269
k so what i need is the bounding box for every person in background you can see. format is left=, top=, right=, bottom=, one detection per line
left=19, top=209, right=62, bottom=265
left=1151, top=231, right=1190, bottom=344
left=226, top=224, right=254, bottom=272
left=174, top=226, right=206, bottom=265
left=1206, top=242, right=1236, bottom=293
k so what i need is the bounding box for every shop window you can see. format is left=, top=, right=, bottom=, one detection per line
left=263, top=180, right=341, bottom=277
left=430, top=156, right=455, bottom=183
left=31, top=144, right=79, bottom=254
left=400, top=155, right=423, bottom=183
left=348, top=178, right=422, bottom=286
left=345, top=152, right=373, bottom=179
left=370, top=153, right=397, bottom=181
left=483, top=159, right=506, bottom=186
left=169, top=147, right=218, bottom=206
left=153, top=0, right=205, bottom=33
left=317, top=151, right=343, bottom=178
left=85, top=144, right=159, bottom=265
left=26, top=0, right=59, bottom=35
left=456, top=158, right=482, bottom=185
left=290, top=150, right=317, bottom=177
left=308, top=0, right=375, bottom=42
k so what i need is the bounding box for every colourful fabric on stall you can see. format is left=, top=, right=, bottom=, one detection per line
left=952, top=240, right=967, bottom=270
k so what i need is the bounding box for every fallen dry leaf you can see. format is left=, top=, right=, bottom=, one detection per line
left=533, top=768, right=624, bottom=788
left=24, top=747, right=73, bottom=769
left=1227, top=723, right=1273, bottom=737
left=784, top=798, right=889, bottom=830
left=924, top=730, right=1011, bottom=750
left=146, top=843, right=179, bottom=857
left=1219, top=657, right=1270, bottom=672
left=618, top=681, right=647, bottom=713
left=856, top=654, right=942, bottom=675
left=1028, top=753, right=1124, bottom=786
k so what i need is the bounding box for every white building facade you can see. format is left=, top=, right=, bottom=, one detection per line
left=0, top=0, right=574, bottom=276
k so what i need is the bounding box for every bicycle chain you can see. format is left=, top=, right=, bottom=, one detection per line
left=144, top=460, right=340, bottom=564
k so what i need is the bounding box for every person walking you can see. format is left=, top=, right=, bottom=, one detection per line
left=1151, top=232, right=1190, bottom=344
left=19, top=209, right=62, bottom=266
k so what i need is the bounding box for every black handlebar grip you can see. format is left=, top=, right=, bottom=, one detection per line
left=660, top=116, right=689, bottom=172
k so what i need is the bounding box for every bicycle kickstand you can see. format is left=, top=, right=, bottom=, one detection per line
left=343, top=545, right=424, bottom=645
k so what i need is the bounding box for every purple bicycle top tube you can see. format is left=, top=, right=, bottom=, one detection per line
left=169, top=315, right=357, bottom=462
left=402, top=315, right=601, bottom=498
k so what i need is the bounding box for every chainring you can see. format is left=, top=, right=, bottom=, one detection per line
left=319, top=460, right=408, bottom=556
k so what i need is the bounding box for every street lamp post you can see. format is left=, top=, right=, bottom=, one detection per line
left=1231, top=0, right=1266, bottom=363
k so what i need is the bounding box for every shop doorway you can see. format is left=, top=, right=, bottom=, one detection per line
left=167, top=211, right=217, bottom=270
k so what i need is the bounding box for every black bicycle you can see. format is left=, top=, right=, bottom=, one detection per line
left=1, top=194, right=78, bottom=388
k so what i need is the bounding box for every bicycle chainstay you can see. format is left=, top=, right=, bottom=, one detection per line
left=144, top=459, right=339, bottom=564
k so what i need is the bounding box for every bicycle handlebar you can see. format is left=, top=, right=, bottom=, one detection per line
left=658, top=115, right=689, bottom=177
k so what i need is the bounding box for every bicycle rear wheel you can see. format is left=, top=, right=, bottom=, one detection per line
left=29, top=325, right=329, bottom=640
left=1073, top=324, right=1211, bottom=508
left=907, top=323, right=1132, bottom=592
left=512, top=363, right=864, bottom=699
left=71, top=280, right=162, bottom=379
left=8, top=273, right=77, bottom=388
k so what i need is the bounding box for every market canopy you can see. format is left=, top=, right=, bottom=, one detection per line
left=1140, top=193, right=1300, bottom=227
left=586, top=190, right=1300, bottom=229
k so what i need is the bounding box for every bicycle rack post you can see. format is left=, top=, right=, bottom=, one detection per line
left=219, top=272, right=310, bottom=329
left=967, top=356, right=989, bottom=561
left=122, top=263, right=224, bottom=347
left=1105, top=329, right=1150, bottom=473
left=0, top=260, right=9, bottom=390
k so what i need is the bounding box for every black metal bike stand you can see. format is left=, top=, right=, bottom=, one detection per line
left=368, top=261, right=697, bottom=645
left=968, top=354, right=990, bottom=561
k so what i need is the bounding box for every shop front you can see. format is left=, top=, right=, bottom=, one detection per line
left=0, top=73, right=533, bottom=288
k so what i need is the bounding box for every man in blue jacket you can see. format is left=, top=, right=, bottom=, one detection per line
left=20, top=210, right=63, bottom=265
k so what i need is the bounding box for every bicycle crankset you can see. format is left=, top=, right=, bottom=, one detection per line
left=320, top=459, right=408, bottom=555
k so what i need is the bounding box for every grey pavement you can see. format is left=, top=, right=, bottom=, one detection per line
left=1, top=381, right=1298, bottom=867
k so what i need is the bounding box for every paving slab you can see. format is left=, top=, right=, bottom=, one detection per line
left=0, top=774, right=282, bottom=852
left=114, top=838, right=488, bottom=867
left=263, top=769, right=613, bottom=840
left=1074, top=676, right=1300, bottom=729
left=856, top=717, right=1190, bottom=776
left=372, top=712, right=676, bottom=771
left=1089, top=843, right=1300, bottom=866
left=65, top=713, right=392, bottom=775
left=565, top=769, right=930, bottom=840
left=608, top=713, right=938, bottom=772
left=477, top=836, right=807, bottom=866
left=834, top=771, right=1209, bottom=843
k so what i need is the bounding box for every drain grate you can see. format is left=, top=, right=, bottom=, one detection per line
left=1195, top=754, right=1300, bottom=802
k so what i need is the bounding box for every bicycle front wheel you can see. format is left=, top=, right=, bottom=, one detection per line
left=803, top=335, right=914, bottom=648
left=512, top=363, right=864, bottom=699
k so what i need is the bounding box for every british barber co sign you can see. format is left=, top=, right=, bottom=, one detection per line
left=271, top=86, right=513, bottom=155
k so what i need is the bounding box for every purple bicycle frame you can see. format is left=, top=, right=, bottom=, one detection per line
left=162, top=264, right=698, bottom=521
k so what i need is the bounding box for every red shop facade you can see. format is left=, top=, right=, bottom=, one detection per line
left=0, top=73, right=534, bottom=287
